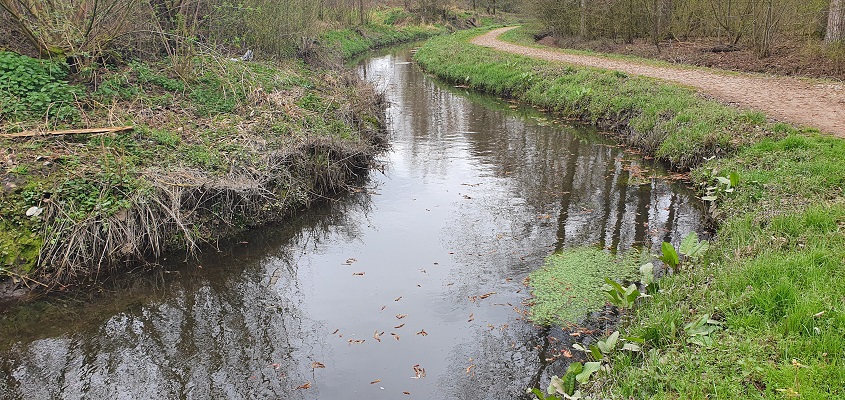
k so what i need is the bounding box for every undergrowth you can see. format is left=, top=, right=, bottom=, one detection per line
left=1, top=52, right=386, bottom=287
left=415, top=28, right=845, bottom=398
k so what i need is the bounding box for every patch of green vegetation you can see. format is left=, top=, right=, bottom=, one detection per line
left=426, top=28, right=845, bottom=399
left=0, top=220, right=42, bottom=273
left=528, top=247, right=643, bottom=325
left=414, top=28, right=787, bottom=170
left=0, top=51, right=83, bottom=127
left=320, top=9, right=448, bottom=60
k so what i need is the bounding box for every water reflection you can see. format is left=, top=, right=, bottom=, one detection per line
left=0, top=48, right=702, bottom=399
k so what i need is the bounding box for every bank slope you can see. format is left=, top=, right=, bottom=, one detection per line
left=415, top=28, right=845, bottom=398
left=1, top=53, right=385, bottom=291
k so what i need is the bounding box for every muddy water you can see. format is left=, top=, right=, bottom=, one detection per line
left=0, top=48, right=703, bottom=399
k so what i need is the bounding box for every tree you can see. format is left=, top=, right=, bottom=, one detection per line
left=827, top=0, right=845, bottom=42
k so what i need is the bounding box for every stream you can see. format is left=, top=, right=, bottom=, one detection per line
left=0, top=46, right=703, bottom=399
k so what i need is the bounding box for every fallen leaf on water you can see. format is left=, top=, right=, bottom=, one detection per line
left=353, top=272, right=365, bottom=276
left=500, top=324, right=509, bottom=332
left=391, top=333, right=400, bottom=341
left=468, top=313, right=474, bottom=322
left=331, top=329, right=339, bottom=335
left=311, top=362, right=325, bottom=369
left=479, top=292, right=496, bottom=299
left=395, top=296, right=403, bottom=301
left=466, top=364, right=476, bottom=375
left=561, top=349, right=573, bottom=358
left=403, top=391, right=411, bottom=395
left=395, top=323, right=405, bottom=329
left=344, top=258, right=357, bottom=265
left=374, top=330, right=382, bottom=342
left=416, top=329, right=428, bottom=336
left=381, top=305, right=387, bottom=311
left=348, top=339, right=365, bottom=345
left=396, top=314, right=407, bottom=319
left=370, top=379, right=381, bottom=384
left=295, top=382, right=311, bottom=390
left=413, top=364, right=426, bottom=379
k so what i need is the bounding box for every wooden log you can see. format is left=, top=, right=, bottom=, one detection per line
left=1, top=126, right=134, bottom=138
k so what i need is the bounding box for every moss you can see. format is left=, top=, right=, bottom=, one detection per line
left=0, top=220, right=42, bottom=273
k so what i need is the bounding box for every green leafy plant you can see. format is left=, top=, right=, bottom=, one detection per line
left=639, top=262, right=658, bottom=295
left=0, top=51, right=82, bottom=124
left=660, top=232, right=710, bottom=272
left=702, top=171, right=740, bottom=217
left=684, top=314, right=722, bottom=347
left=602, top=278, right=641, bottom=309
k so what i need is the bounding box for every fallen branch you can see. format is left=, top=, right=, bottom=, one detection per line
left=1, top=126, right=134, bottom=138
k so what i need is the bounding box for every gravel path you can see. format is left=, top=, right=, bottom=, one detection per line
left=472, top=27, right=845, bottom=138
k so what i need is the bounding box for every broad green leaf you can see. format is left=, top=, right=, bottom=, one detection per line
left=679, top=232, right=699, bottom=255
left=660, top=242, right=679, bottom=270
left=575, top=362, right=602, bottom=384
left=565, top=362, right=583, bottom=375
left=639, top=263, right=654, bottom=286
left=729, top=171, right=740, bottom=187
left=701, top=195, right=718, bottom=201
left=588, top=344, right=603, bottom=360
left=548, top=375, right=566, bottom=395
left=572, top=344, right=589, bottom=353
left=625, top=336, right=645, bottom=344
left=688, top=335, right=714, bottom=347
left=598, top=331, right=619, bottom=354
left=621, top=342, right=642, bottom=352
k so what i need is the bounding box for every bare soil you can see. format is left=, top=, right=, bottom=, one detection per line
left=472, top=27, right=845, bottom=138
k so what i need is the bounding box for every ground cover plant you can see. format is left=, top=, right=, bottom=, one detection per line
left=415, top=28, right=845, bottom=398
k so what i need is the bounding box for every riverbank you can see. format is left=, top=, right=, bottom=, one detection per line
left=0, top=6, right=483, bottom=296
left=415, top=28, right=845, bottom=398
left=0, top=52, right=387, bottom=295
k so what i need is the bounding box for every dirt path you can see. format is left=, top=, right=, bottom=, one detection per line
left=472, top=27, right=845, bottom=138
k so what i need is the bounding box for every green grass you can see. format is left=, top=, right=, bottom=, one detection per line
left=528, top=248, right=644, bottom=325
left=415, top=28, right=845, bottom=398
left=319, top=7, right=448, bottom=61
left=414, top=28, right=792, bottom=170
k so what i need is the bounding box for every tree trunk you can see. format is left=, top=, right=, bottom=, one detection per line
left=579, top=0, right=587, bottom=38
left=827, top=0, right=845, bottom=43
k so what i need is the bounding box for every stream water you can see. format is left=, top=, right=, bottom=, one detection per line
left=0, top=47, right=703, bottom=399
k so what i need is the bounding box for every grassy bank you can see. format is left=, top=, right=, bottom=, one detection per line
left=319, top=8, right=449, bottom=61
left=415, top=29, right=845, bottom=398
left=0, top=51, right=385, bottom=290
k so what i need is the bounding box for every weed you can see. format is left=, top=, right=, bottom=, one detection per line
left=0, top=51, right=82, bottom=125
